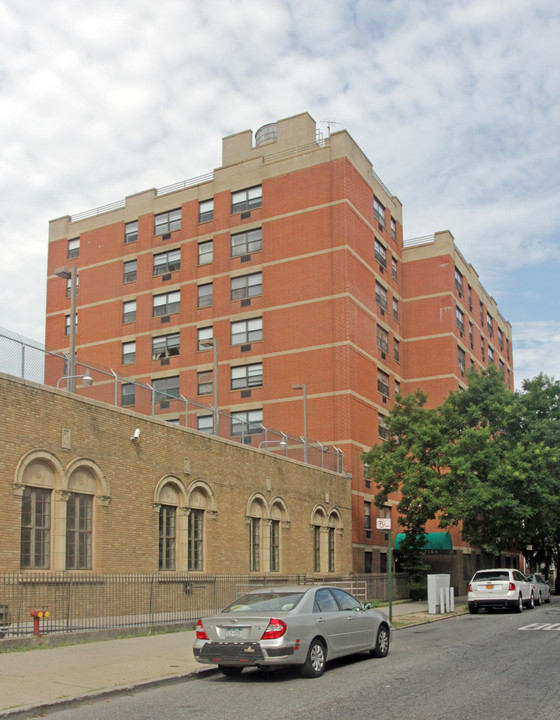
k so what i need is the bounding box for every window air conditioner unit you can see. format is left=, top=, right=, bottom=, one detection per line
left=162, top=273, right=172, bottom=282
left=240, top=299, right=251, bottom=307
left=240, top=211, right=251, bottom=219
left=162, top=233, right=171, bottom=241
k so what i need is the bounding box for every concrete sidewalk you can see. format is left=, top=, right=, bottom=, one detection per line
left=0, top=599, right=462, bottom=718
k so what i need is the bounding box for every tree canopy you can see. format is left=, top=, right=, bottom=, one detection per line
left=362, top=367, right=560, bottom=578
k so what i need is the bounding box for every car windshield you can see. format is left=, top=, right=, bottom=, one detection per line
left=221, top=591, right=305, bottom=613
left=472, top=571, right=509, bottom=582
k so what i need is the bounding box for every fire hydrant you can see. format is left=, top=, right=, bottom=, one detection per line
left=30, top=610, right=49, bottom=637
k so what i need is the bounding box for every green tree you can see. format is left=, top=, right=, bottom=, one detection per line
left=363, top=367, right=560, bottom=576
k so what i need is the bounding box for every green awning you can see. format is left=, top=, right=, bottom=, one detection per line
left=393, top=532, right=453, bottom=552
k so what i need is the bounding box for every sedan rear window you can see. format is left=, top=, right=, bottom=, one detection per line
left=222, top=592, right=304, bottom=613
left=472, top=571, right=509, bottom=582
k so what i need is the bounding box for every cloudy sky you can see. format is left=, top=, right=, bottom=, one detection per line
left=1, top=0, right=559, bottom=389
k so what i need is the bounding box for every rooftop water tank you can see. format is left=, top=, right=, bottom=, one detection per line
left=255, top=122, right=278, bottom=147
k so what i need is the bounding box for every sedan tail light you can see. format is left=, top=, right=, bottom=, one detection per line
left=509, top=582, right=516, bottom=591
left=196, top=619, right=209, bottom=640
left=467, top=583, right=472, bottom=592
left=261, top=618, right=287, bottom=640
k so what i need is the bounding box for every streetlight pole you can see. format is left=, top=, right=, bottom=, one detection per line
left=55, top=265, right=78, bottom=392
left=200, top=337, right=219, bottom=436
left=292, top=383, right=308, bottom=463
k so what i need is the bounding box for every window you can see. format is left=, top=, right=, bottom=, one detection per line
left=123, top=300, right=136, bottom=323
left=231, top=362, right=263, bottom=390
left=159, top=505, right=176, bottom=571
left=456, top=307, right=464, bottom=334
left=231, top=317, right=262, bottom=345
left=458, top=346, right=466, bottom=374
left=313, top=525, right=321, bottom=572
left=152, top=333, right=180, bottom=359
left=270, top=519, right=280, bottom=572
left=498, top=327, right=504, bottom=350
left=197, top=326, right=213, bottom=351
left=153, top=290, right=180, bottom=316
left=488, top=346, right=494, bottom=363
left=365, top=551, right=373, bottom=573
left=328, top=527, right=335, bottom=572
left=469, top=322, right=474, bottom=347
left=198, top=240, right=213, bottom=265
left=375, top=281, right=387, bottom=311
left=506, top=337, right=510, bottom=360
left=391, top=217, right=397, bottom=241
left=231, top=272, right=262, bottom=300
left=197, top=370, right=213, bottom=395
left=374, top=196, right=385, bottom=227
left=395, top=380, right=401, bottom=396
left=394, top=338, right=400, bottom=362
left=392, top=256, right=398, bottom=281
left=377, top=324, right=389, bottom=354
left=231, top=409, right=263, bottom=435
left=455, top=267, right=463, bottom=297
left=198, top=283, right=213, bottom=308
left=231, top=228, right=262, bottom=256
left=197, top=415, right=213, bottom=434
left=122, top=341, right=136, bottom=365
left=250, top=517, right=261, bottom=571
left=154, top=208, right=181, bottom=235
left=375, top=239, right=386, bottom=268
left=65, top=313, right=77, bottom=336
left=364, top=501, right=372, bottom=531
left=199, top=199, right=214, bottom=223
left=377, top=369, right=390, bottom=396
left=152, top=375, right=180, bottom=402
left=487, top=313, right=494, bottom=337
left=467, top=285, right=472, bottom=310
left=480, top=303, right=485, bottom=326
left=125, top=221, right=138, bottom=244
left=65, top=276, right=78, bottom=298
left=68, top=237, right=80, bottom=259
left=231, top=185, right=262, bottom=213
left=188, top=508, right=203, bottom=571
left=393, top=297, right=399, bottom=321
left=66, top=493, right=92, bottom=570
left=378, top=413, right=389, bottom=440
left=499, top=359, right=505, bottom=376
left=20, top=487, right=51, bottom=569
left=123, top=259, right=137, bottom=283
left=481, top=338, right=485, bottom=362
left=121, top=383, right=135, bottom=407
left=153, top=249, right=180, bottom=276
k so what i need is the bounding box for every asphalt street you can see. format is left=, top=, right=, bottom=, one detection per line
left=35, top=601, right=560, bottom=720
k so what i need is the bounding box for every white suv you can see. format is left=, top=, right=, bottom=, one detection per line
left=468, top=568, right=534, bottom=614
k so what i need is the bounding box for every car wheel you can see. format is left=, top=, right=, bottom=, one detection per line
left=527, top=592, right=535, bottom=609
left=545, top=594, right=551, bottom=604
left=514, top=594, right=523, bottom=613
left=218, top=666, right=244, bottom=677
left=468, top=604, right=479, bottom=614
left=535, top=592, right=542, bottom=606
left=370, top=624, right=390, bottom=658
left=301, top=639, right=326, bottom=678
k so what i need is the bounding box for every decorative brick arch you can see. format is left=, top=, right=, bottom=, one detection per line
left=246, top=492, right=268, bottom=518
left=66, top=457, right=111, bottom=505
left=13, top=449, right=65, bottom=496
left=154, top=475, right=188, bottom=508
left=186, top=479, right=217, bottom=516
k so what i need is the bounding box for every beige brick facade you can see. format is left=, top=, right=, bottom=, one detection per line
left=0, top=373, right=352, bottom=576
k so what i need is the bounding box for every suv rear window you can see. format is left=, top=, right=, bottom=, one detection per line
left=472, top=570, right=509, bottom=582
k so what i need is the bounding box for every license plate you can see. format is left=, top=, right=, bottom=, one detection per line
left=486, top=584, right=494, bottom=589
left=225, top=627, right=242, bottom=638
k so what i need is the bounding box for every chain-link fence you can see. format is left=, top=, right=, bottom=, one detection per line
left=0, top=327, right=344, bottom=473
left=0, top=572, right=409, bottom=638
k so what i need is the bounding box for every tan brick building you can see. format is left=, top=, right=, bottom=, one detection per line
left=1, top=373, right=352, bottom=576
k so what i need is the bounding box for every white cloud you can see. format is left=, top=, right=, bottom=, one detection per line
left=0, top=0, right=559, bottom=386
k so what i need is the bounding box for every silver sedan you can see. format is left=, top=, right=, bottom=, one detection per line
left=193, top=585, right=391, bottom=678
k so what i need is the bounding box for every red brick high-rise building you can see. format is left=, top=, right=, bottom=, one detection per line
left=46, top=112, right=513, bottom=573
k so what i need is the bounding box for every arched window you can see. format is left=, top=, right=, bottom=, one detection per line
left=66, top=466, right=97, bottom=570
left=186, top=483, right=215, bottom=572
left=269, top=499, right=288, bottom=573
left=21, top=485, right=51, bottom=569
left=157, top=483, right=179, bottom=571
left=248, top=497, right=266, bottom=572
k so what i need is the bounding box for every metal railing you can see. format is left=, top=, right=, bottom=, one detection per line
left=0, top=572, right=409, bottom=638
left=0, top=326, right=344, bottom=473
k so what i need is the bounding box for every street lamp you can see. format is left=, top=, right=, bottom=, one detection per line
left=55, top=265, right=78, bottom=392
left=291, top=383, right=308, bottom=463
left=57, top=369, right=93, bottom=389
left=199, top=337, right=219, bottom=436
